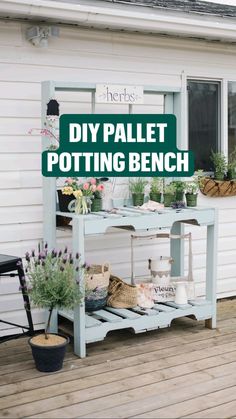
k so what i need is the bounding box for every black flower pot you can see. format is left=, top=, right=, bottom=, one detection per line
left=163, top=193, right=176, bottom=207
left=29, top=334, right=69, bottom=372
left=57, top=190, right=74, bottom=212
left=176, top=191, right=184, bottom=201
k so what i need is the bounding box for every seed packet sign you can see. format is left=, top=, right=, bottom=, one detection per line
left=42, top=114, right=194, bottom=177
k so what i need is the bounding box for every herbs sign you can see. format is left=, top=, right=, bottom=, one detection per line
left=96, top=84, right=143, bottom=105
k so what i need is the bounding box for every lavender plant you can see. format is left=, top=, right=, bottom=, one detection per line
left=26, top=244, right=83, bottom=339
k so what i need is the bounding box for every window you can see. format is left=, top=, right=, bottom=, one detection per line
left=228, top=82, right=236, bottom=157
left=188, top=80, right=220, bottom=171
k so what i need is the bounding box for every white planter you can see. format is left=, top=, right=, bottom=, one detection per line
left=148, top=256, right=173, bottom=285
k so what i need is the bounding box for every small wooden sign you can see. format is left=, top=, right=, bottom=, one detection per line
left=96, top=84, right=144, bottom=105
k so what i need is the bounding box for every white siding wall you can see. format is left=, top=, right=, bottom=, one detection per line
left=0, top=20, right=236, bottom=336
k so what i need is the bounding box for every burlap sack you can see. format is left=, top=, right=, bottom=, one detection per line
left=107, top=275, right=137, bottom=308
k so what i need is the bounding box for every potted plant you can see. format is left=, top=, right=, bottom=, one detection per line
left=57, top=177, right=79, bottom=213
left=26, top=244, right=83, bottom=372
left=210, top=150, right=227, bottom=181
left=163, top=183, right=176, bottom=207
left=185, top=173, right=201, bottom=207
left=227, top=147, right=236, bottom=180
left=149, top=177, right=163, bottom=203
left=171, top=180, right=186, bottom=202
left=130, top=178, right=148, bottom=206
left=90, top=178, right=105, bottom=212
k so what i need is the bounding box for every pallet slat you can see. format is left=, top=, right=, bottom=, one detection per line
left=105, top=307, right=141, bottom=319
left=92, top=309, right=123, bottom=323
left=85, top=315, right=102, bottom=328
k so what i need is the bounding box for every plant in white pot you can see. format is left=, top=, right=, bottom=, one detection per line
left=26, top=244, right=83, bottom=372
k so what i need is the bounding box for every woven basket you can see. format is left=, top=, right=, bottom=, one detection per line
left=200, top=177, right=236, bottom=197
left=85, top=263, right=110, bottom=312
left=85, top=263, right=110, bottom=290
left=107, top=275, right=138, bottom=308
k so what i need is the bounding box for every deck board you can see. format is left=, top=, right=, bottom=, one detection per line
left=0, top=299, right=235, bottom=418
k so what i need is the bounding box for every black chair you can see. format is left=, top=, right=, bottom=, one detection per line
left=0, top=254, right=34, bottom=336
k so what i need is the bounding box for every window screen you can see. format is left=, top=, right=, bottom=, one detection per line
left=188, top=80, right=220, bottom=171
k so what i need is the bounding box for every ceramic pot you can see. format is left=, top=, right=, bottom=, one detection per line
left=174, top=281, right=188, bottom=305
left=148, top=256, right=173, bottom=285
left=29, top=334, right=69, bottom=372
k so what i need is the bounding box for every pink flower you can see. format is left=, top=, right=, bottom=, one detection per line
left=83, top=183, right=89, bottom=190
left=66, top=178, right=73, bottom=185
left=90, top=178, right=96, bottom=185
left=97, top=184, right=104, bottom=191
left=90, top=184, right=97, bottom=192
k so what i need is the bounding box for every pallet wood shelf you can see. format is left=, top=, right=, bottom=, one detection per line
left=49, top=206, right=218, bottom=358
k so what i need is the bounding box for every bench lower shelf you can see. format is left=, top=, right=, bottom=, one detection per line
left=59, top=299, right=213, bottom=344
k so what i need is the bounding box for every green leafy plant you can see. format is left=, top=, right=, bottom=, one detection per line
left=163, top=183, right=176, bottom=195
left=228, top=147, right=236, bottom=179
left=129, top=178, right=148, bottom=194
left=171, top=180, right=186, bottom=192
left=210, top=151, right=227, bottom=180
left=150, top=177, right=163, bottom=194
left=26, top=245, right=83, bottom=339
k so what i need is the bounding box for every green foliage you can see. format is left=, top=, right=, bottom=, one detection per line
left=228, top=147, right=236, bottom=173
left=164, top=183, right=176, bottom=195
left=185, top=171, right=203, bottom=195
left=210, top=151, right=227, bottom=180
left=26, top=248, right=82, bottom=311
left=150, top=177, right=163, bottom=194
left=26, top=246, right=83, bottom=339
left=171, top=180, right=186, bottom=192
left=129, top=177, right=148, bottom=194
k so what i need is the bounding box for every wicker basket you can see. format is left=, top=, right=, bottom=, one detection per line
left=200, top=177, right=236, bottom=197
left=107, top=275, right=138, bottom=308
left=85, top=263, right=110, bottom=312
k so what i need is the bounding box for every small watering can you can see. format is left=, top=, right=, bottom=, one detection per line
left=148, top=256, right=173, bottom=285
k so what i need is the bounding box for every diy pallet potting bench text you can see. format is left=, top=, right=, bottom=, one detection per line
left=48, top=207, right=217, bottom=358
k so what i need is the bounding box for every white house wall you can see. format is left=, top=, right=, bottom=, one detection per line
left=0, top=20, right=236, bottom=335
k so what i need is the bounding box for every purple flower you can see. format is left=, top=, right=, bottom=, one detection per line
left=44, top=242, right=48, bottom=249
left=64, top=246, right=68, bottom=254
left=58, top=250, right=62, bottom=257
left=31, top=250, right=35, bottom=257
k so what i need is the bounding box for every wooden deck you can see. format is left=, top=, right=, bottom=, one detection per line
left=0, top=299, right=236, bottom=418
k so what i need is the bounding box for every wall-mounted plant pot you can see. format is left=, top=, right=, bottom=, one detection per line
left=186, top=193, right=198, bottom=207
left=132, top=193, right=144, bottom=206
left=163, top=193, right=176, bottom=207
left=150, top=192, right=162, bottom=203
left=200, top=177, right=236, bottom=197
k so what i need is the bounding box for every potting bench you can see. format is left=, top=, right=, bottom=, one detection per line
left=48, top=207, right=217, bottom=358
left=41, top=81, right=218, bottom=358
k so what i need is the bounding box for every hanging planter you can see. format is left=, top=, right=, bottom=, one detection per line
left=200, top=177, right=236, bottom=197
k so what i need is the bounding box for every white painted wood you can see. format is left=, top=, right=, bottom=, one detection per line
left=0, top=19, right=236, bottom=335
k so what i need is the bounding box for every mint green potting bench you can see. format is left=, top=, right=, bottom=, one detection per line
left=42, top=81, right=218, bottom=358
